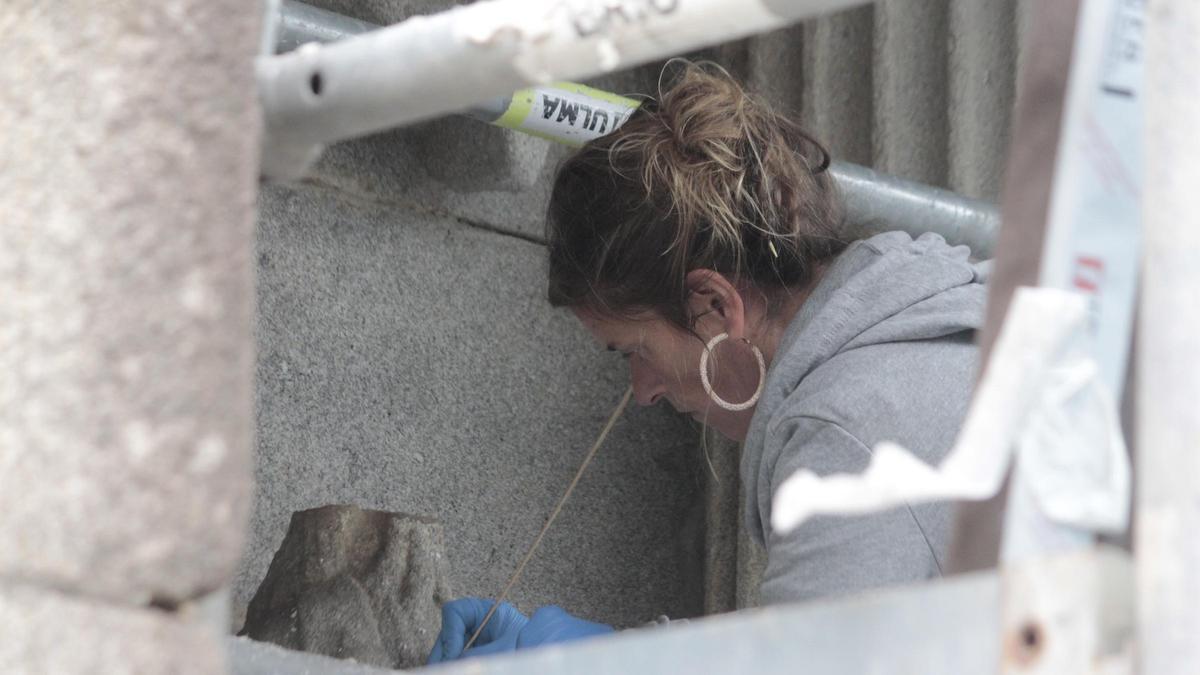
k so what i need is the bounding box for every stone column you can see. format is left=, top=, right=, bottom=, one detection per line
left=0, top=1, right=262, bottom=671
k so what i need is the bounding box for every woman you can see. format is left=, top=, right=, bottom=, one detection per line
left=429, top=63, right=987, bottom=663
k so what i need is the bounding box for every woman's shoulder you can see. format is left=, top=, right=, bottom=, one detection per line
left=763, top=334, right=977, bottom=467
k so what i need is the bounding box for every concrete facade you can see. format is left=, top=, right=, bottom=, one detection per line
left=241, top=0, right=1028, bottom=636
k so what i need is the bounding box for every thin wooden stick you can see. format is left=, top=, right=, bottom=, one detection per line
left=463, top=386, right=634, bottom=653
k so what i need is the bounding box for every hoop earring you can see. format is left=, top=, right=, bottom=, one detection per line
left=699, top=333, right=766, bottom=412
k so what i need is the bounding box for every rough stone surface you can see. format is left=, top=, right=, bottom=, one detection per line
left=241, top=505, right=451, bottom=669
left=305, top=119, right=560, bottom=242
left=700, top=432, right=740, bottom=615
left=0, top=583, right=225, bottom=675
left=0, top=1, right=259, bottom=604
left=243, top=183, right=706, bottom=629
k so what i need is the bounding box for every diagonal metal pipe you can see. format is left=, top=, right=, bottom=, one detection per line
left=258, top=0, right=871, bottom=177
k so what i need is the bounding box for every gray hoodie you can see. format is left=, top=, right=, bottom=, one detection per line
left=742, top=231, right=988, bottom=605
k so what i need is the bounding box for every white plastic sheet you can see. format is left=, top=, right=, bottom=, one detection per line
left=771, top=287, right=1130, bottom=537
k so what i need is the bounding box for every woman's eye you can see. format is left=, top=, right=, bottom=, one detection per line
left=608, top=346, right=634, bottom=359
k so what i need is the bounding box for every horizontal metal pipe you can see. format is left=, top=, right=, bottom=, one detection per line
left=269, top=0, right=1000, bottom=257
left=829, top=162, right=999, bottom=258
left=258, top=0, right=869, bottom=170
left=274, top=0, right=509, bottom=122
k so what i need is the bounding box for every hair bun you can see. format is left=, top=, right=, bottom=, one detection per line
left=546, top=60, right=845, bottom=331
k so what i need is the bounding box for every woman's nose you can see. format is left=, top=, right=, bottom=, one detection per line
left=629, top=358, right=666, bottom=407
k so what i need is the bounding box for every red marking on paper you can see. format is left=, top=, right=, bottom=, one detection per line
left=1073, top=256, right=1105, bottom=293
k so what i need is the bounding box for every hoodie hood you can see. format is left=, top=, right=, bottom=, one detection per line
left=741, top=230, right=988, bottom=542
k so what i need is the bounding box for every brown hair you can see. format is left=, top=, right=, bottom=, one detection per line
left=546, top=62, right=847, bottom=331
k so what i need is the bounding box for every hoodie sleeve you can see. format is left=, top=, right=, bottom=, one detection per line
left=759, top=417, right=944, bottom=605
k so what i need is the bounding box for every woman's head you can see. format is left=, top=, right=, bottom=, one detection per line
left=546, top=62, right=847, bottom=438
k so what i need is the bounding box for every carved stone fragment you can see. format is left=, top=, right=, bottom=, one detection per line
left=241, top=505, right=451, bottom=669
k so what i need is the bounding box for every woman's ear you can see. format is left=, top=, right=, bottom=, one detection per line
left=684, top=269, right=746, bottom=339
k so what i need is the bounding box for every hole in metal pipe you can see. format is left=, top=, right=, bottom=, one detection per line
left=1005, top=620, right=1046, bottom=667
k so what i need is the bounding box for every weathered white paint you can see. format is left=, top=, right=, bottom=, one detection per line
left=999, top=547, right=1133, bottom=675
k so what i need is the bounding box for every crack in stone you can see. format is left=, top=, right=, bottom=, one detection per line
left=283, top=177, right=550, bottom=247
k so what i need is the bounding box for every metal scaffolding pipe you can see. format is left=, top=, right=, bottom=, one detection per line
left=258, top=0, right=870, bottom=177
left=274, top=0, right=377, bottom=54
left=267, top=0, right=1000, bottom=257
left=274, top=1, right=511, bottom=123
left=827, top=162, right=999, bottom=258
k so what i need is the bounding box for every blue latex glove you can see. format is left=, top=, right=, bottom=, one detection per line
left=427, top=598, right=528, bottom=663
left=516, top=605, right=615, bottom=648
left=427, top=600, right=614, bottom=664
